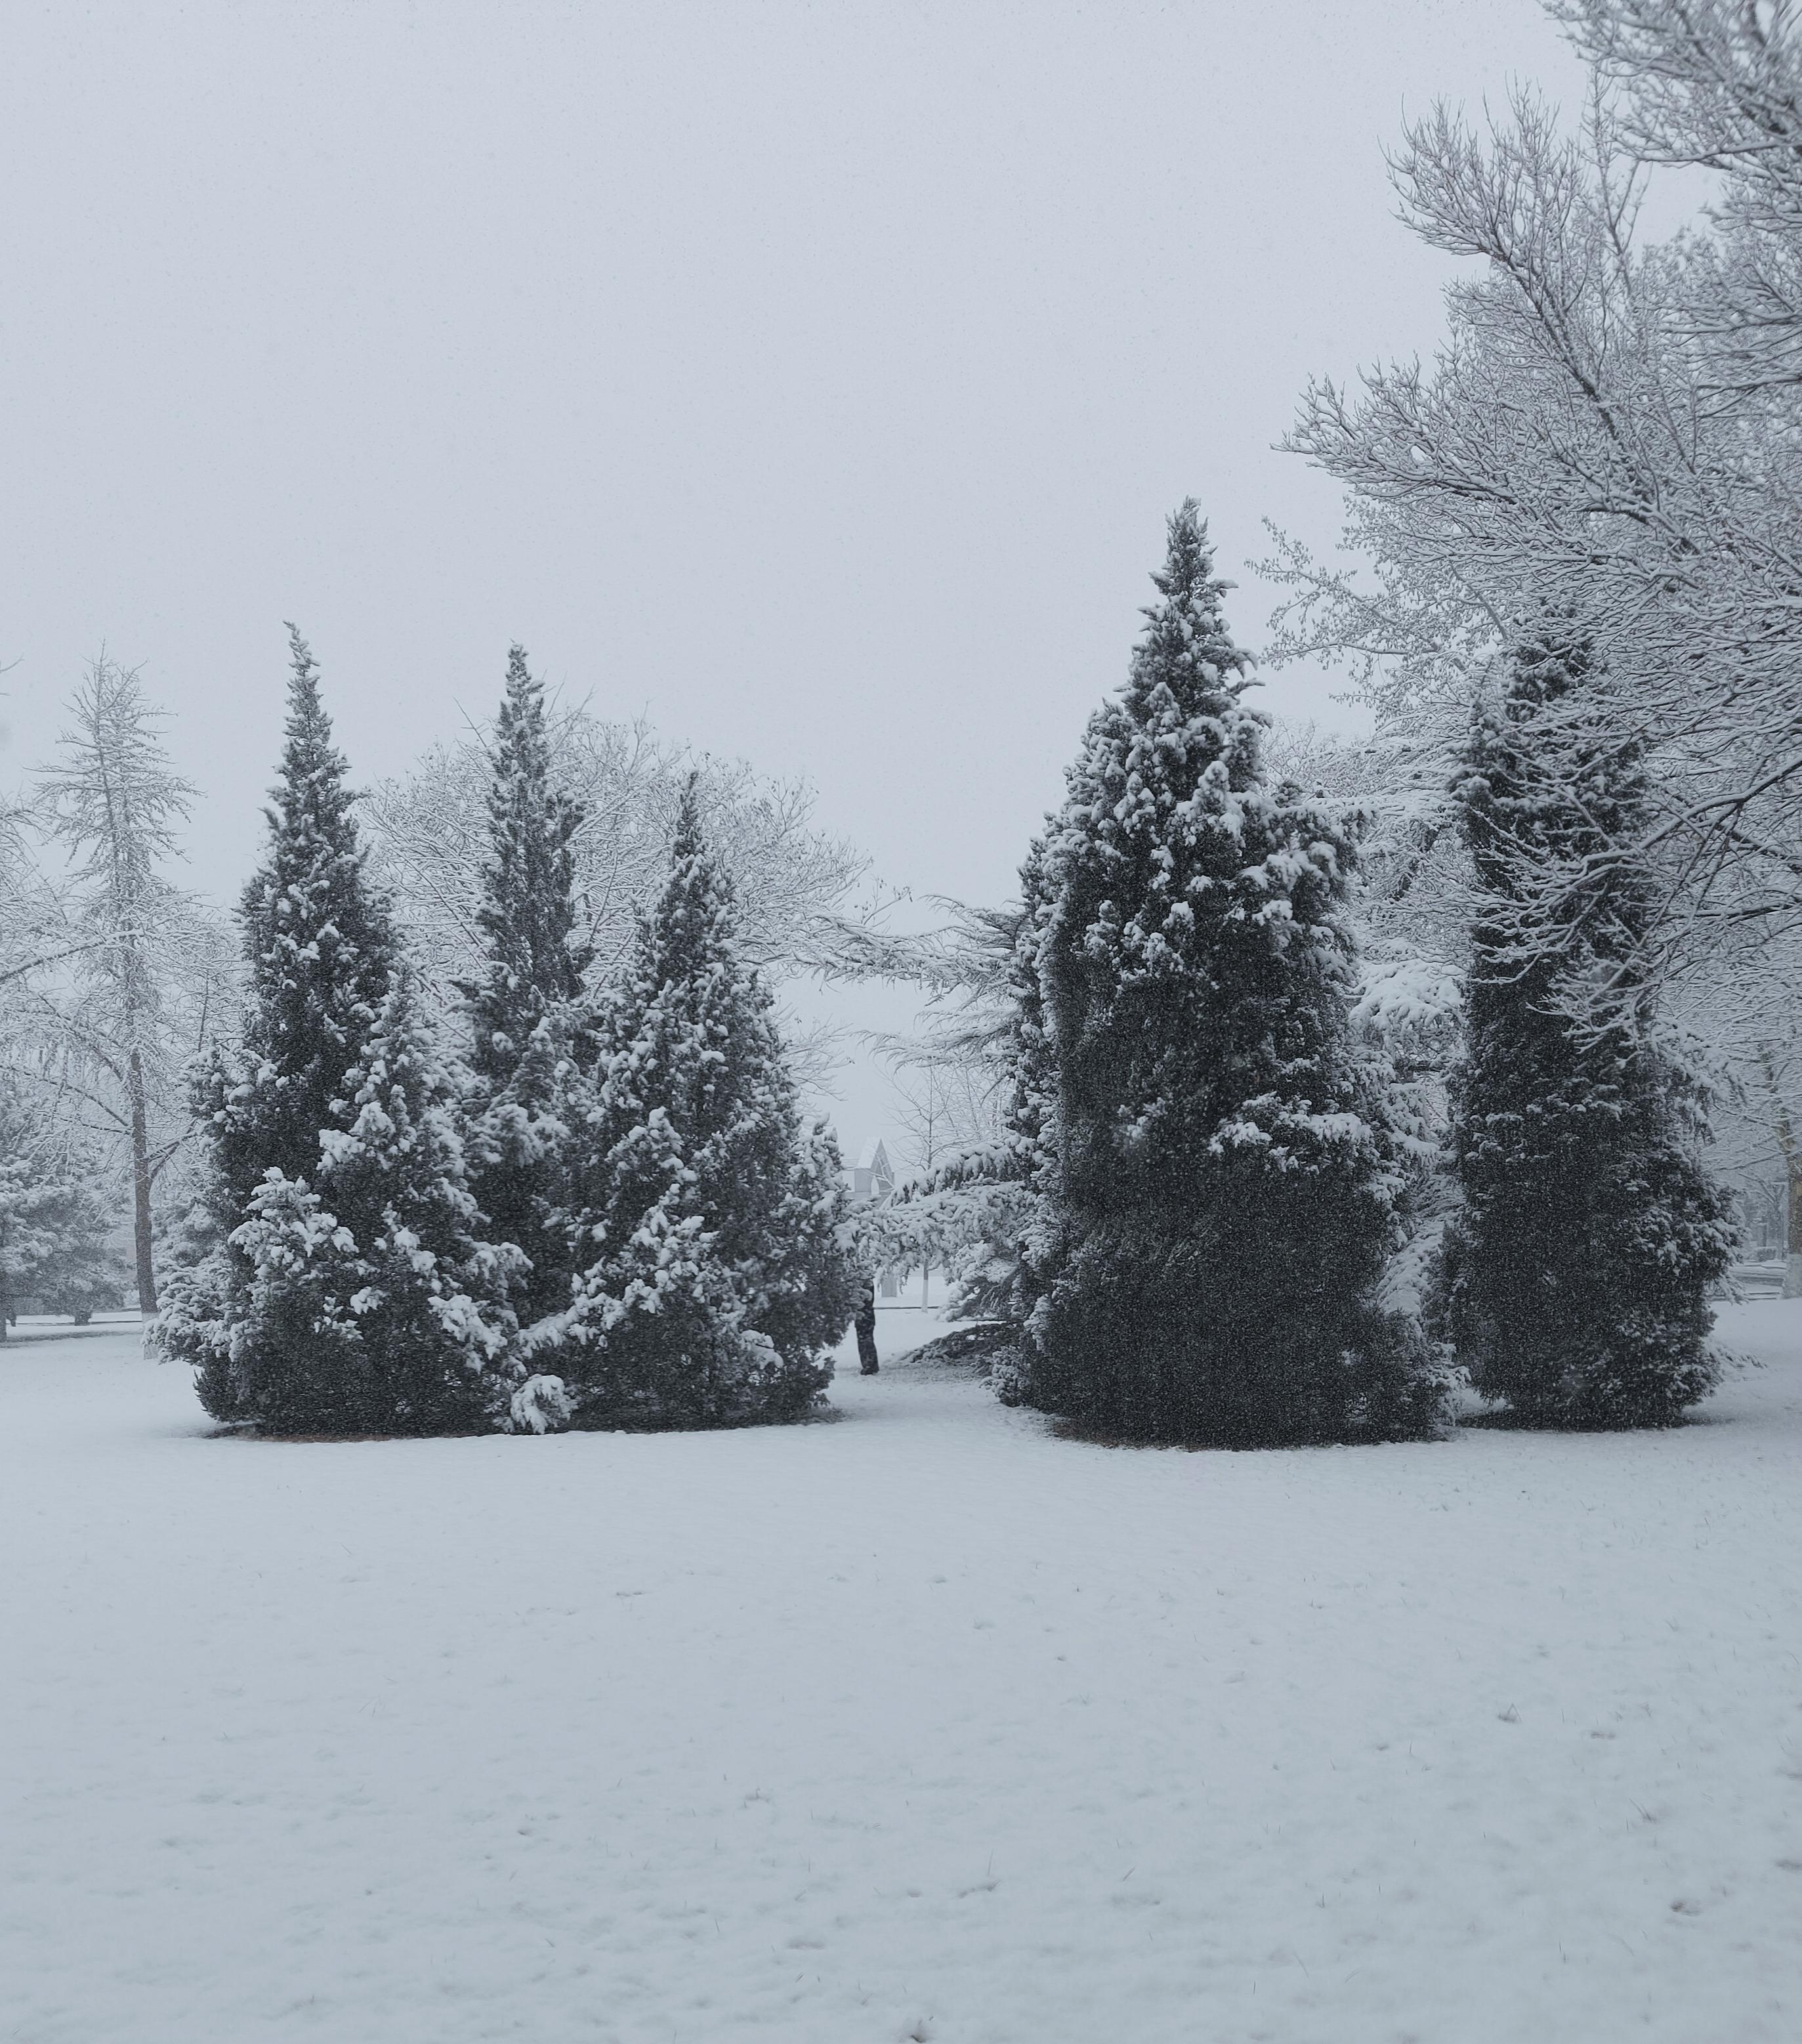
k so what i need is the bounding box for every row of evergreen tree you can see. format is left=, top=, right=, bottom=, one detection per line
left=152, top=633, right=857, bottom=1436
left=983, top=504, right=1732, bottom=1444
left=152, top=506, right=1732, bottom=1446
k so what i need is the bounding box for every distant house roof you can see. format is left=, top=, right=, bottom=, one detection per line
left=850, top=1136, right=896, bottom=1203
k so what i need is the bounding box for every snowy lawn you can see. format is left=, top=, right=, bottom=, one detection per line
left=4, top=1309, right=1802, bottom=2044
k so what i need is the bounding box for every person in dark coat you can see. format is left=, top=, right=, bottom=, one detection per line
left=854, top=1275, right=879, bottom=1374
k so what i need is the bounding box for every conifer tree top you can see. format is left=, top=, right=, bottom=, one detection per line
left=496, top=643, right=547, bottom=761
left=1051, top=502, right=1265, bottom=858
left=1047, top=502, right=1276, bottom=901
left=262, top=624, right=356, bottom=849
left=646, top=773, right=736, bottom=977
left=463, top=643, right=591, bottom=1084
left=230, top=625, right=400, bottom=1193
left=1123, top=500, right=1253, bottom=722
left=241, top=624, right=377, bottom=945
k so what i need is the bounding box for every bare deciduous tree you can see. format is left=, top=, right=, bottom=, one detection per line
left=366, top=700, right=923, bottom=1098
left=367, top=704, right=885, bottom=996
left=24, top=660, right=230, bottom=1313
left=1271, top=54, right=1802, bottom=1033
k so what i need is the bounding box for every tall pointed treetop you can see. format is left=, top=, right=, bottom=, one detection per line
left=1123, top=498, right=1254, bottom=725
left=463, top=644, right=590, bottom=1086
left=1043, top=502, right=1343, bottom=1207
left=232, top=624, right=398, bottom=1199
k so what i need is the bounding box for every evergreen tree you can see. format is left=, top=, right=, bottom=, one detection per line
left=1018, top=502, right=1436, bottom=1447
left=37, top=1187, right=128, bottom=1323
left=457, top=646, right=592, bottom=1329
left=459, top=645, right=591, bottom=1085
left=1430, top=633, right=1734, bottom=1428
left=223, top=977, right=518, bottom=1435
left=230, top=626, right=400, bottom=1203
left=0, top=1096, right=121, bottom=1336
left=154, top=628, right=514, bottom=1433
left=543, top=780, right=856, bottom=1428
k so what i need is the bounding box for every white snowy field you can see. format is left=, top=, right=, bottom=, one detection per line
left=4, top=1311, right=1801, bottom=2044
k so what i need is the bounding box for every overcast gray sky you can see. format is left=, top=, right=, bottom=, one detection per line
left=2, top=0, right=1592, bottom=1150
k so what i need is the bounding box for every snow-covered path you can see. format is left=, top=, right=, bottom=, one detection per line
left=4, top=1311, right=1802, bottom=2044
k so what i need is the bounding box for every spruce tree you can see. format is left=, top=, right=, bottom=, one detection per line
left=0, top=1095, right=121, bottom=1336
left=35, top=1178, right=126, bottom=1323
left=545, top=780, right=856, bottom=1428
left=154, top=627, right=514, bottom=1433
left=1018, top=502, right=1435, bottom=1447
left=1431, top=633, right=1734, bottom=1428
left=457, top=645, right=593, bottom=1329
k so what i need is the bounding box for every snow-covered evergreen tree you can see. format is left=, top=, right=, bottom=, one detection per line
left=459, top=645, right=591, bottom=1083
left=542, top=780, right=856, bottom=1428
left=227, top=626, right=400, bottom=1206
left=220, top=976, right=518, bottom=1435
left=457, top=645, right=592, bottom=1330
left=0, top=1094, right=121, bottom=1336
left=1429, top=633, right=1735, bottom=1428
left=1018, top=503, right=1438, bottom=1446
left=153, top=627, right=516, bottom=1434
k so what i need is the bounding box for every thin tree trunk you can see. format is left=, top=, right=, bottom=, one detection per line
left=1753, top=1046, right=1802, bottom=1299
left=1787, top=1159, right=1802, bottom=1302
left=128, top=1044, right=157, bottom=1315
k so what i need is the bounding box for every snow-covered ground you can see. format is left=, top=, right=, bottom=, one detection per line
left=5, top=1308, right=1801, bottom=2044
